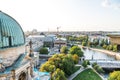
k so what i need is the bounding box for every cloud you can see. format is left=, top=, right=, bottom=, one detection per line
left=102, top=0, right=120, bottom=10
left=102, top=0, right=111, bottom=8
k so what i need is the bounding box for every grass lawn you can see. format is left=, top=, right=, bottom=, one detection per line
left=73, top=68, right=102, bottom=80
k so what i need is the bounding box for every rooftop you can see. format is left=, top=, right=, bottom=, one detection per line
left=0, top=11, right=25, bottom=49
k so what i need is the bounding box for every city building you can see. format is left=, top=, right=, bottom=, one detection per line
left=0, top=11, right=35, bottom=80
left=108, top=33, right=120, bottom=50
left=54, top=38, right=67, bottom=47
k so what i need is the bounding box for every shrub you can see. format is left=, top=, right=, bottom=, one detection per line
left=92, top=62, right=104, bottom=73
left=106, top=46, right=109, bottom=50
left=103, top=44, right=107, bottom=49
left=113, top=45, right=117, bottom=52
left=92, top=62, right=97, bottom=67
left=97, top=66, right=104, bottom=73
left=108, top=45, right=113, bottom=50
left=82, top=41, right=87, bottom=46
left=82, top=60, right=90, bottom=68
left=39, top=47, right=49, bottom=54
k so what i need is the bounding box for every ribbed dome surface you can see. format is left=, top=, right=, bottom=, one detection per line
left=0, top=11, right=25, bottom=48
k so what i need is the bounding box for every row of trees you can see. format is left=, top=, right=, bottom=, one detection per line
left=81, top=60, right=104, bottom=74
left=60, top=46, right=84, bottom=57
left=81, top=38, right=118, bottom=52
left=39, top=44, right=84, bottom=56
left=92, top=62, right=104, bottom=73
left=102, top=44, right=118, bottom=52
left=82, top=38, right=109, bottom=47
left=67, top=35, right=118, bottom=52
left=67, top=35, right=88, bottom=43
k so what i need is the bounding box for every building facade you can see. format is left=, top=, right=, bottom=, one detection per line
left=0, top=11, right=35, bottom=80
left=108, top=34, right=120, bottom=50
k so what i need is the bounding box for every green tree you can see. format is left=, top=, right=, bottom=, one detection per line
left=113, top=45, right=118, bottom=52
left=62, top=54, right=75, bottom=76
left=69, top=46, right=83, bottom=57
left=39, top=47, right=49, bottom=54
left=82, top=41, right=87, bottom=46
left=108, top=71, right=120, bottom=80
left=108, top=45, right=113, bottom=50
left=93, top=39, right=99, bottom=47
left=87, top=41, right=93, bottom=47
left=42, top=54, right=75, bottom=76
left=60, top=46, right=69, bottom=54
left=103, top=44, right=107, bottom=49
left=106, top=46, right=109, bottom=50
left=82, top=60, right=90, bottom=68
left=92, top=62, right=104, bottom=73
left=104, top=39, right=109, bottom=45
left=72, top=54, right=79, bottom=64
left=52, top=68, right=67, bottom=80
left=99, top=39, right=104, bottom=46
left=40, top=61, right=56, bottom=73
left=97, top=66, right=104, bottom=73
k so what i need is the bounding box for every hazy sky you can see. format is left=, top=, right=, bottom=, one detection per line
left=0, top=0, right=120, bottom=31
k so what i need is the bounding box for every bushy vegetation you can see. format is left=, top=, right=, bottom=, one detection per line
left=72, top=54, right=79, bottom=64
left=78, top=36, right=118, bottom=52
left=40, top=54, right=80, bottom=80
left=52, top=68, right=67, bottom=80
left=103, top=44, right=118, bottom=52
left=40, top=45, right=83, bottom=80
left=82, top=60, right=90, bottom=68
left=108, top=71, right=120, bottom=80
left=67, top=35, right=118, bottom=52
left=39, top=47, right=49, bottom=54
left=67, top=35, right=88, bottom=42
left=69, top=46, right=83, bottom=57
left=103, top=44, right=107, bottom=49
left=92, top=62, right=104, bottom=73
left=113, top=45, right=118, bottom=52
left=60, top=46, right=69, bottom=54
left=82, top=41, right=87, bottom=46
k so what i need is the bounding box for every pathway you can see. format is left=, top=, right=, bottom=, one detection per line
left=68, top=65, right=106, bottom=80
left=67, top=66, right=84, bottom=80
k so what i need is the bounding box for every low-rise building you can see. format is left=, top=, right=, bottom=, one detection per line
left=108, top=33, right=120, bottom=50
left=54, top=38, right=67, bottom=47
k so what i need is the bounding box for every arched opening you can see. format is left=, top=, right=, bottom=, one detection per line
left=18, top=72, right=27, bottom=80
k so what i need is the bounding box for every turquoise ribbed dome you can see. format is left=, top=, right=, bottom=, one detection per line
left=0, top=11, right=25, bottom=48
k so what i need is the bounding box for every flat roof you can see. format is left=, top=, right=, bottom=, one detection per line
left=107, top=33, right=120, bottom=37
